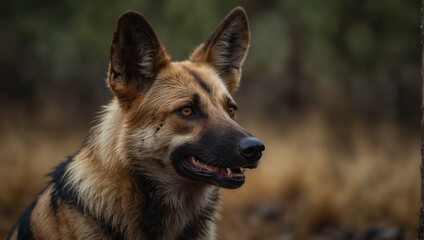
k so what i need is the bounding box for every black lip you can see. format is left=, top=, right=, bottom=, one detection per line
left=182, top=158, right=245, bottom=178
left=170, top=130, right=262, bottom=189
left=174, top=156, right=246, bottom=189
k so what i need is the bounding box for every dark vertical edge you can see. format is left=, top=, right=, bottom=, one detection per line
left=419, top=0, right=424, bottom=239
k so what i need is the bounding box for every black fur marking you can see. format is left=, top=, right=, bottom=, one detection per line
left=111, top=70, right=122, bottom=78
left=155, top=123, right=164, bottom=133
left=135, top=173, right=172, bottom=239
left=7, top=185, right=53, bottom=239
left=226, top=96, right=237, bottom=108
left=49, top=157, right=77, bottom=214
left=96, top=218, right=126, bottom=240
left=177, top=188, right=220, bottom=240
left=7, top=184, right=52, bottom=239
left=182, top=66, right=211, bottom=94
left=191, top=94, right=209, bottom=119
left=17, top=200, right=36, bottom=240
left=7, top=200, right=36, bottom=240
left=180, top=64, right=221, bottom=108
left=134, top=172, right=219, bottom=240
left=48, top=155, right=126, bottom=239
left=193, top=93, right=200, bottom=106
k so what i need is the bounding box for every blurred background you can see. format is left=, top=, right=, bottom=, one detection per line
left=0, top=0, right=420, bottom=239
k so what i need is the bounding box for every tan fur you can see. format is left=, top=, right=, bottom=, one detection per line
left=22, top=62, right=228, bottom=239
left=9, top=7, right=255, bottom=240
left=31, top=186, right=59, bottom=239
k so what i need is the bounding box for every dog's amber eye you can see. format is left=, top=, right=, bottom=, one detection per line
left=181, top=107, right=193, bottom=116
left=228, top=106, right=236, bottom=117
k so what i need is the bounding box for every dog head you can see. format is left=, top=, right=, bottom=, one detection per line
left=107, top=7, right=264, bottom=189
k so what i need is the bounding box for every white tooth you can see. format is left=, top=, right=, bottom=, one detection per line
left=227, top=168, right=232, bottom=176
left=196, top=159, right=200, bottom=165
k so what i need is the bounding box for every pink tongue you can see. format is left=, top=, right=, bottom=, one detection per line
left=187, top=156, right=226, bottom=175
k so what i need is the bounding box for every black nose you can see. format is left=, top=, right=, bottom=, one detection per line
left=238, top=137, right=265, bottom=162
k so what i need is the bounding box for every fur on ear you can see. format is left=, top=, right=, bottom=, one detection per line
left=108, top=11, right=170, bottom=105
left=190, top=7, right=250, bottom=93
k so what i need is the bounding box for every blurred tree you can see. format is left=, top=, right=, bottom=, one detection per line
left=0, top=0, right=420, bottom=126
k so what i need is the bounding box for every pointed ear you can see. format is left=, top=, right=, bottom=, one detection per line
left=108, top=11, right=170, bottom=105
left=189, top=7, right=250, bottom=93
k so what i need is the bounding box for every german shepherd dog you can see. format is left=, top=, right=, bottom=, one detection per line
left=8, top=7, right=264, bottom=240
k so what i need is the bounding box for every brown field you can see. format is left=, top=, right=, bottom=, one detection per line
left=218, top=114, right=420, bottom=239
left=0, top=105, right=420, bottom=239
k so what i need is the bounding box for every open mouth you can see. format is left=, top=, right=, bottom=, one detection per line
left=178, top=156, right=250, bottom=189
left=184, top=156, right=246, bottom=178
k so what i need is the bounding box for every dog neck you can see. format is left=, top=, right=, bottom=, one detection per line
left=132, top=173, right=221, bottom=239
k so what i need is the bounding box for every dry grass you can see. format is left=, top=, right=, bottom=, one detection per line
left=218, top=113, right=420, bottom=239
left=0, top=108, right=420, bottom=239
